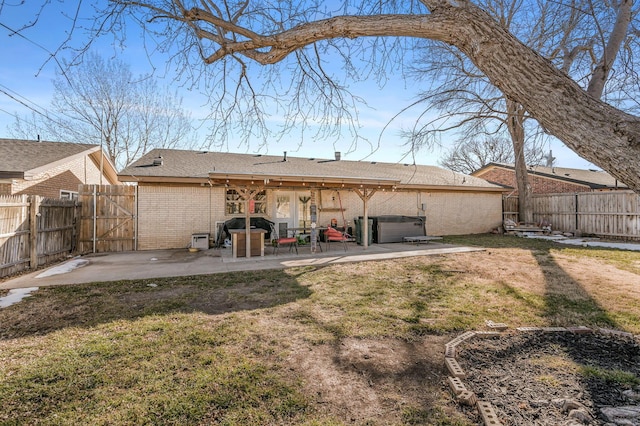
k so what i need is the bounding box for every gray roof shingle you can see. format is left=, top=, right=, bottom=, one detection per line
left=0, top=138, right=98, bottom=175
left=120, top=148, right=501, bottom=189
left=477, top=162, right=627, bottom=189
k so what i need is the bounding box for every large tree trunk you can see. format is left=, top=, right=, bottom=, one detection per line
left=506, top=98, right=532, bottom=223
left=179, top=0, right=640, bottom=192
left=428, top=3, right=640, bottom=192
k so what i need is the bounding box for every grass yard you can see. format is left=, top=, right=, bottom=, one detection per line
left=1, top=234, right=639, bottom=425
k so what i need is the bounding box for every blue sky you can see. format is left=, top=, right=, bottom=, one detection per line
left=0, top=1, right=596, bottom=169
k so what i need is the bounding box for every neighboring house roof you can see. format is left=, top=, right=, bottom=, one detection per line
left=0, top=138, right=119, bottom=184
left=120, top=149, right=504, bottom=192
left=472, top=162, right=627, bottom=190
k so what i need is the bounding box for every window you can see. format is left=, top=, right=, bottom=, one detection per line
left=226, top=189, right=267, bottom=215
left=60, top=190, right=78, bottom=200
left=276, top=195, right=291, bottom=218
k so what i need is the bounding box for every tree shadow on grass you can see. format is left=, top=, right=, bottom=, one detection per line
left=535, top=249, right=620, bottom=328
left=460, top=237, right=640, bottom=424
left=0, top=268, right=314, bottom=340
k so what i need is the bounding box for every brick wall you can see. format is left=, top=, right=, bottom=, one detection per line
left=317, top=189, right=502, bottom=236
left=137, top=185, right=503, bottom=250
left=11, top=155, right=106, bottom=198
left=137, top=185, right=225, bottom=250
left=0, top=183, right=10, bottom=195
left=422, top=192, right=503, bottom=235
left=479, top=168, right=591, bottom=194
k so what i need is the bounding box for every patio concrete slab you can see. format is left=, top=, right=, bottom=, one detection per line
left=0, top=242, right=483, bottom=290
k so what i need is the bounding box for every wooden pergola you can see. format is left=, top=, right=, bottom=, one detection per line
left=208, top=172, right=401, bottom=257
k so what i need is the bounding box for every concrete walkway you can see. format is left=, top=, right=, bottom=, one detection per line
left=1, top=242, right=482, bottom=290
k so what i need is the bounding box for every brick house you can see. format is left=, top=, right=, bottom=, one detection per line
left=0, top=138, right=119, bottom=199
left=471, top=163, right=627, bottom=194
left=119, top=149, right=506, bottom=250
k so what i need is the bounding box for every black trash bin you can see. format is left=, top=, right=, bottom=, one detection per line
left=354, top=218, right=373, bottom=245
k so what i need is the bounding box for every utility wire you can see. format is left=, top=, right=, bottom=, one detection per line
left=0, top=21, right=72, bottom=85
left=0, top=83, right=69, bottom=130
left=0, top=86, right=48, bottom=119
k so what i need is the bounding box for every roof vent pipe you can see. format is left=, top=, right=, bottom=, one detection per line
left=335, top=151, right=341, bottom=161
left=152, top=156, right=163, bottom=166
left=283, top=151, right=287, bottom=162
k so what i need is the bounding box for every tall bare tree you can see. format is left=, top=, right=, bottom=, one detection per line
left=439, top=136, right=544, bottom=175
left=11, top=52, right=196, bottom=168
left=7, top=0, right=640, bottom=192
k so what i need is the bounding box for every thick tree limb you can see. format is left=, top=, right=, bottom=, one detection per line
left=142, top=0, right=640, bottom=191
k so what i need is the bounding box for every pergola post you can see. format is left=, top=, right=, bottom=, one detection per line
left=244, top=197, right=251, bottom=258
left=310, top=189, right=318, bottom=253
left=354, top=188, right=377, bottom=250
left=231, top=185, right=262, bottom=259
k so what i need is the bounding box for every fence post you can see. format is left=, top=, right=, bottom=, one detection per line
left=575, top=193, right=579, bottom=233
left=29, top=195, right=41, bottom=270
left=93, top=185, right=97, bottom=253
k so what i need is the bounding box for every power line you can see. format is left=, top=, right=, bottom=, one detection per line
left=0, top=21, right=70, bottom=80
left=0, top=85, right=48, bottom=118
left=0, top=22, right=53, bottom=59
left=0, top=107, right=22, bottom=121
left=0, top=83, right=70, bottom=131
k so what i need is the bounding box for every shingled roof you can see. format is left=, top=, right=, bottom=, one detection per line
left=0, top=138, right=98, bottom=177
left=0, top=138, right=120, bottom=184
left=473, top=162, right=627, bottom=190
left=120, top=148, right=503, bottom=191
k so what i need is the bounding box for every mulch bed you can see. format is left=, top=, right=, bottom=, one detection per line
left=456, top=331, right=640, bottom=425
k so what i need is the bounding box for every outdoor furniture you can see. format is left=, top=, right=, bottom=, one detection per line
left=219, top=217, right=274, bottom=247
left=325, top=226, right=349, bottom=251
left=271, top=225, right=298, bottom=255
left=229, top=229, right=267, bottom=258
left=287, top=226, right=326, bottom=252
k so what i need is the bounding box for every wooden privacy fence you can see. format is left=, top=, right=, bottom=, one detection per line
left=0, top=195, right=79, bottom=278
left=78, top=185, right=137, bottom=253
left=503, top=191, right=640, bottom=240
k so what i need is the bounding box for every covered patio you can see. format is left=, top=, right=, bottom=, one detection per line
left=209, top=171, right=401, bottom=258
left=119, top=149, right=505, bottom=252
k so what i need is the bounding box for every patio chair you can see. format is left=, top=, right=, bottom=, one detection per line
left=325, top=226, right=349, bottom=251
left=270, top=224, right=298, bottom=255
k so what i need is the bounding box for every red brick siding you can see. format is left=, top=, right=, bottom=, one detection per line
left=479, top=168, right=592, bottom=194
left=0, top=183, right=11, bottom=195
left=11, top=155, right=105, bottom=198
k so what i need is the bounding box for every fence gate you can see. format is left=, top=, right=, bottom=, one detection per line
left=79, top=185, right=137, bottom=253
left=502, top=195, right=519, bottom=223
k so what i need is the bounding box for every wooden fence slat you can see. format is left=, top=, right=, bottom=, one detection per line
left=505, top=190, right=640, bottom=240
left=1, top=195, right=79, bottom=278
left=77, top=184, right=136, bottom=253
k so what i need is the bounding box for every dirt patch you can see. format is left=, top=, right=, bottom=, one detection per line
left=287, top=335, right=465, bottom=423
left=457, top=332, right=640, bottom=425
